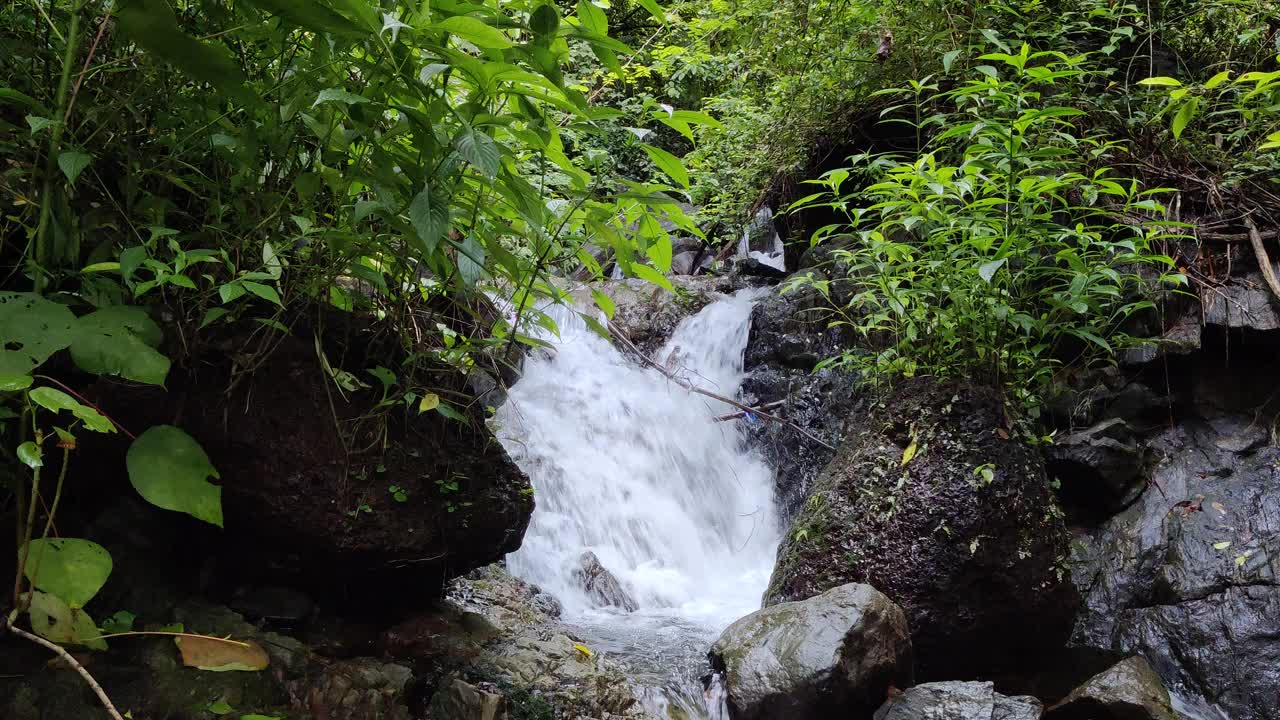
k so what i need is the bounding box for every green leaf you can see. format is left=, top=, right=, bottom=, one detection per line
left=0, top=292, right=77, bottom=375
left=69, top=306, right=169, bottom=385
left=1171, top=99, right=1198, bottom=140
left=647, top=234, right=673, bottom=273
left=242, top=281, right=283, bottom=306
left=17, top=441, right=43, bottom=469
left=576, top=0, right=607, bottom=36
left=313, top=87, right=370, bottom=107
left=115, top=0, right=257, bottom=105
left=418, top=393, right=440, bottom=412
left=590, top=289, right=616, bottom=320
left=634, top=0, right=666, bottom=22
left=57, top=151, right=91, bottom=185
left=436, top=403, right=467, bottom=422
left=453, top=126, right=500, bottom=178
left=641, top=145, right=689, bottom=188
left=26, top=590, right=107, bottom=650
left=81, top=262, right=121, bottom=274
left=28, top=387, right=114, bottom=433
left=977, top=257, right=1007, bottom=283
left=409, top=185, right=450, bottom=256
left=1137, top=76, right=1181, bottom=87
left=201, top=307, right=231, bottom=329
left=242, top=0, right=366, bottom=36
left=206, top=700, right=235, bottom=715
left=0, top=375, right=33, bottom=391
left=21, top=538, right=113, bottom=607
left=943, top=49, right=962, bottom=73
left=1204, top=71, right=1231, bottom=89
left=127, top=425, right=223, bottom=527
left=631, top=264, right=674, bottom=292
left=101, top=610, right=136, bottom=634
left=432, top=16, right=513, bottom=49
left=530, top=3, right=560, bottom=35
left=1213, top=541, right=1232, bottom=550
left=220, top=283, right=247, bottom=304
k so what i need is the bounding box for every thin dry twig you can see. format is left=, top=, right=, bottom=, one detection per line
left=1245, top=216, right=1280, bottom=302
left=608, top=320, right=836, bottom=450
left=5, top=620, right=125, bottom=720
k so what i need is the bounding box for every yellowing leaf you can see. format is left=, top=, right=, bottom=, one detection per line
left=901, top=439, right=918, bottom=466
left=418, top=393, right=440, bottom=413
left=175, top=636, right=270, bottom=672
left=573, top=643, right=594, bottom=658
left=1213, top=541, right=1232, bottom=550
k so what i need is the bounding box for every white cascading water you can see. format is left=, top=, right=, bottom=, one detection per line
left=495, top=288, right=778, bottom=716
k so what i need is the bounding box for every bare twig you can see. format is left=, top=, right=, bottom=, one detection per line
left=1245, top=216, right=1280, bottom=302
left=713, top=399, right=786, bottom=422
left=5, top=621, right=125, bottom=720
left=608, top=320, right=836, bottom=450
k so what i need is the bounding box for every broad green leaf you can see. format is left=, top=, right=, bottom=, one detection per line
left=977, top=258, right=1007, bottom=283
left=0, top=375, right=33, bottom=391
left=453, top=126, right=500, bottom=178
left=432, top=16, right=513, bottom=49
left=634, top=0, right=666, bottom=22
left=69, top=306, right=169, bottom=385
left=943, top=49, right=962, bottom=73
left=647, top=234, right=673, bottom=273
left=590, top=289, right=616, bottom=319
left=530, top=3, right=560, bottom=35
left=115, top=0, right=257, bottom=106
left=175, top=636, right=270, bottom=672
left=242, top=0, right=366, bottom=36
left=57, top=151, right=91, bottom=185
left=21, top=538, right=113, bottom=607
left=631, top=264, right=674, bottom=292
left=220, top=283, right=247, bottom=303
left=101, top=610, right=136, bottom=634
left=1204, top=71, right=1231, bottom=89
left=17, top=441, right=42, bottom=469
left=1171, top=99, right=1198, bottom=140
left=28, top=387, right=114, bottom=433
left=576, top=0, right=607, bottom=36
left=313, top=88, right=369, bottom=107
left=1137, top=76, right=1181, bottom=87
left=242, top=281, right=283, bottom=306
left=0, top=292, right=76, bottom=375
left=642, top=145, right=689, bottom=188
left=26, top=590, right=107, bottom=650
left=127, top=425, right=223, bottom=527
left=436, top=403, right=467, bottom=422
left=418, top=393, right=440, bottom=412
left=409, top=185, right=450, bottom=256
left=81, top=262, right=121, bottom=274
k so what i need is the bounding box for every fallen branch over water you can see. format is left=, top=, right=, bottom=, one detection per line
left=607, top=320, right=836, bottom=451
left=713, top=400, right=786, bottom=422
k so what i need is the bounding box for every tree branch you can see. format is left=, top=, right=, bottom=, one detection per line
left=4, top=619, right=125, bottom=720
left=1245, top=216, right=1280, bottom=302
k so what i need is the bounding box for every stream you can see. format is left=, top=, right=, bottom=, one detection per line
left=495, top=288, right=778, bottom=717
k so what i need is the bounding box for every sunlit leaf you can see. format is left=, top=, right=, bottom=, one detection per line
left=21, top=538, right=113, bottom=607
left=127, top=426, right=223, bottom=527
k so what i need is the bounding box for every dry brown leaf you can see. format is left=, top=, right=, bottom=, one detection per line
left=174, top=636, right=269, bottom=672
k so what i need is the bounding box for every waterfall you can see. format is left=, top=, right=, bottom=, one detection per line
left=495, top=288, right=779, bottom=714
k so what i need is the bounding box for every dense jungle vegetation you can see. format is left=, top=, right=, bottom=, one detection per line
left=1, top=0, right=1278, bottom=715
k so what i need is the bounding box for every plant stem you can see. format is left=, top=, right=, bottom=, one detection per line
left=12, top=464, right=42, bottom=613
left=31, top=0, right=83, bottom=293
left=39, top=448, right=71, bottom=540
left=5, top=620, right=125, bottom=720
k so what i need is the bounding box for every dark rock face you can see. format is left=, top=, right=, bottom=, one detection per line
left=88, top=328, right=533, bottom=610
left=1070, top=415, right=1280, bottom=720
left=1045, top=655, right=1176, bottom=720
left=572, top=551, right=638, bottom=611
left=708, top=583, right=913, bottom=720
left=580, top=275, right=739, bottom=355
left=1200, top=271, right=1280, bottom=331
left=1046, top=419, right=1147, bottom=520
left=765, top=379, right=1079, bottom=680
left=874, top=681, right=1043, bottom=720
left=740, top=279, right=858, bottom=518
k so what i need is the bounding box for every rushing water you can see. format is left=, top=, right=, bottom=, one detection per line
left=496, top=288, right=778, bottom=716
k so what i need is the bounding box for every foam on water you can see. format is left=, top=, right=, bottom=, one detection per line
left=495, top=288, right=778, bottom=714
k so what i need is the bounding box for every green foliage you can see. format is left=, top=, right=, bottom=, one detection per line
left=127, top=425, right=224, bottom=527
left=20, top=538, right=113, bottom=607
left=790, top=45, right=1184, bottom=410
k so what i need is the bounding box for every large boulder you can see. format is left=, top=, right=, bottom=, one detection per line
left=1070, top=392, right=1280, bottom=720
left=1046, top=418, right=1147, bottom=521
left=84, top=323, right=533, bottom=610
left=574, top=275, right=739, bottom=355
left=572, top=551, right=638, bottom=612
left=765, top=379, right=1079, bottom=680
left=708, top=583, right=913, bottom=720
left=874, top=681, right=1042, bottom=720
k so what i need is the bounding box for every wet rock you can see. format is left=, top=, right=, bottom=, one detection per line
left=87, top=328, right=533, bottom=611
left=708, top=583, right=913, bottom=720
left=429, top=677, right=507, bottom=720
left=1201, top=271, right=1280, bottom=332
left=766, top=379, right=1079, bottom=680
left=1045, top=656, right=1175, bottom=720
left=874, top=681, right=1043, bottom=720
left=739, top=279, right=859, bottom=518
left=379, top=601, right=499, bottom=662
left=1121, top=309, right=1202, bottom=365
left=230, top=585, right=314, bottom=624
left=291, top=658, right=414, bottom=720
left=734, top=256, right=788, bottom=278
left=577, top=275, right=739, bottom=355
left=671, top=249, right=705, bottom=276
left=1071, top=414, right=1280, bottom=720
left=572, top=551, right=638, bottom=612
left=1046, top=419, right=1146, bottom=518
